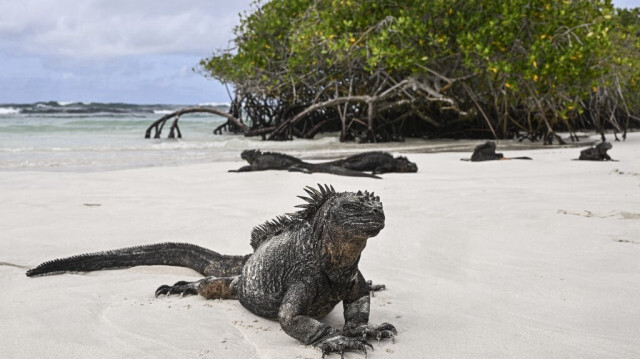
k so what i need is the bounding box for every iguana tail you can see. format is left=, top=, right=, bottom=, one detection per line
left=26, top=242, right=250, bottom=278
left=503, top=156, right=533, bottom=160
left=294, top=163, right=382, bottom=179
left=320, top=165, right=382, bottom=179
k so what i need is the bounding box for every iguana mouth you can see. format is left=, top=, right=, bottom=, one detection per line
left=351, top=219, right=385, bottom=236
left=351, top=217, right=384, bottom=226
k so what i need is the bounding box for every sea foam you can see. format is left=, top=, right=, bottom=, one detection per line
left=0, top=107, right=21, bottom=115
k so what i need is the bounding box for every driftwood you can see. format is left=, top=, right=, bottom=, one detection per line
left=266, top=77, right=461, bottom=141
left=145, top=107, right=247, bottom=139
left=145, top=70, right=635, bottom=142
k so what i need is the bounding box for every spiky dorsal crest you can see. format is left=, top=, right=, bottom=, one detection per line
left=249, top=184, right=337, bottom=250
left=292, top=184, right=381, bottom=219
left=293, top=183, right=337, bottom=221
left=249, top=184, right=381, bottom=250
left=355, top=189, right=380, bottom=203
left=244, top=149, right=302, bottom=162
left=250, top=215, right=299, bottom=250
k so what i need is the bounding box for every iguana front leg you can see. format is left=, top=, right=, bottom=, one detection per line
left=278, top=282, right=372, bottom=358
left=372, top=164, right=395, bottom=175
left=287, top=165, right=312, bottom=174
left=228, top=165, right=253, bottom=172
left=343, top=272, right=397, bottom=342
left=366, top=279, right=386, bottom=295
left=155, top=276, right=238, bottom=299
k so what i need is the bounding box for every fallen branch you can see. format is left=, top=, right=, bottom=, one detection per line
left=145, top=107, right=247, bottom=139
left=267, top=96, right=373, bottom=140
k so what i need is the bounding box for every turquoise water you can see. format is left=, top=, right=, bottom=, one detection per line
left=0, top=102, right=245, bottom=171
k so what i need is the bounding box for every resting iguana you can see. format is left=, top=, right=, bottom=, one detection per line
left=27, top=184, right=396, bottom=357
left=230, top=149, right=382, bottom=179
left=579, top=141, right=613, bottom=161
left=228, top=149, right=305, bottom=172
left=464, top=141, right=532, bottom=161
left=314, top=151, right=418, bottom=175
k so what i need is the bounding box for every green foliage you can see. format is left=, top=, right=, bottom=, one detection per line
left=610, top=7, right=640, bottom=114
left=201, top=0, right=640, bottom=142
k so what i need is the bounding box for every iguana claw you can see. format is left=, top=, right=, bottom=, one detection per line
left=344, top=322, right=397, bottom=344
left=155, top=280, right=199, bottom=297
left=316, top=335, right=373, bottom=358
left=365, top=280, right=386, bottom=297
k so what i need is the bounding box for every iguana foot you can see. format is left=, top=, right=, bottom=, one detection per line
left=365, top=280, right=386, bottom=297
left=155, top=280, right=199, bottom=297
left=316, top=334, right=373, bottom=358
left=288, top=165, right=312, bottom=174
left=343, top=323, right=397, bottom=343
left=366, top=280, right=386, bottom=292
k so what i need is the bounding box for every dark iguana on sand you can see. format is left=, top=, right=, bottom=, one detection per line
left=578, top=141, right=613, bottom=161
left=228, top=149, right=305, bottom=172
left=26, top=184, right=396, bottom=357
left=315, top=151, right=418, bottom=175
left=229, top=149, right=382, bottom=179
left=465, top=141, right=532, bottom=161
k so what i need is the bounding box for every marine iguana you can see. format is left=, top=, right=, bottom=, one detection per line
left=230, top=149, right=381, bottom=179
left=463, top=141, right=533, bottom=161
left=314, top=151, right=418, bottom=175
left=228, top=149, right=305, bottom=172
left=26, top=184, right=396, bottom=357
left=578, top=141, right=613, bottom=161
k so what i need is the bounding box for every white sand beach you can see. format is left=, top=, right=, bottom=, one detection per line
left=1, top=134, right=639, bottom=358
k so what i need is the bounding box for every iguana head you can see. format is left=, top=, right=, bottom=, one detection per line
left=296, top=184, right=385, bottom=239
left=394, top=156, right=418, bottom=173
left=249, top=184, right=385, bottom=252
left=296, top=185, right=385, bottom=270
left=241, top=149, right=261, bottom=161
left=597, top=141, right=612, bottom=153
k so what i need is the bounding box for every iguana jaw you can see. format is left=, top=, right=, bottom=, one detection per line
left=320, top=217, right=384, bottom=270
left=340, top=209, right=385, bottom=238
left=350, top=218, right=385, bottom=237
left=321, top=231, right=370, bottom=270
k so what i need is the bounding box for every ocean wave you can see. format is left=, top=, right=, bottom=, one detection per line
left=0, top=101, right=211, bottom=116
left=0, top=107, right=21, bottom=115
left=198, top=102, right=230, bottom=108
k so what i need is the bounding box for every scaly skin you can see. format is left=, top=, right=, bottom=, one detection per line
left=579, top=141, right=613, bottom=161
left=26, top=184, right=396, bottom=357
left=470, top=141, right=504, bottom=161
left=228, top=149, right=306, bottom=172
left=317, top=151, right=418, bottom=174
left=469, top=141, right=532, bottom=161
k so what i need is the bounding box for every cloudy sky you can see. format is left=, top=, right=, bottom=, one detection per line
left=0, top=0, right=635, bottom=105
left=0, top=0, right=254, bottom=105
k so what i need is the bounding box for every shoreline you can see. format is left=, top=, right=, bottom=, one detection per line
left=1, top=130, right=615, bottom=173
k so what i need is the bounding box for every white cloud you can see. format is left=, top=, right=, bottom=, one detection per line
left=612, top=0, right=637, bottom=8
left=0, top=0, right=254, bottom=58
left=0, top=0, right=255, bottom=103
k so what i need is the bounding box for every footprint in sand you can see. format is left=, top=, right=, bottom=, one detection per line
left=612, top=238, right=639, bottom=245
left=557, top=209, right=640, bottom=220
left=610, top=168, right=640, bottom=177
